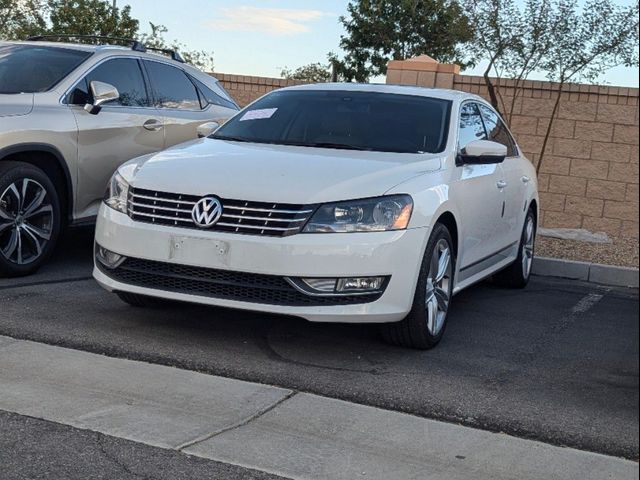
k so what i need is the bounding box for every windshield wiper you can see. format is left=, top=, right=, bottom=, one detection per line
left=273, top=140, right=372, bottom=151
left=211, top=134, right=253, bottom=142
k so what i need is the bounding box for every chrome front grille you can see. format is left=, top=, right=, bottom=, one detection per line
left=127, top=187, right=315, bottom=237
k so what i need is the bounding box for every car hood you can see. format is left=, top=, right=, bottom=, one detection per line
left=126, top=139, right=443, bottom=204
left=0, top=93, right=34, bottom=117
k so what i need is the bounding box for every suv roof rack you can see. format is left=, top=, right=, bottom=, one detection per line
left=25, top=35, right=185, bottom=63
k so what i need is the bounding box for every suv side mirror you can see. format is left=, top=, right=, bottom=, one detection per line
left=197, top=121, right=220, bottom=138
left=456, top=139, right=507, bottom=166
left=84, top=81, right=119, bottom=115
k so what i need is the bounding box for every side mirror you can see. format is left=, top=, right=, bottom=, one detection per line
left=457, top=139, right=507, bottom=166
left=197, top=121, right=220, bottom=138
left=84, top=81, right=119, bottom=115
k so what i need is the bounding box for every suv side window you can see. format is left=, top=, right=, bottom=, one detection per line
left=459, top=102, right=487, bottom=151
left=190, top=76, right=238, bottom=110
left=144, top=61, right=201, bottom=110
left=478, top=104, right=517, bottom=156
left=69, top=58, right=149, bottom=107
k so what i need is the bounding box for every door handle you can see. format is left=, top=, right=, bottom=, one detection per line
left=521, top=176, right=531, bottom=184
left=143, top=119, right=163, bottom=131
left=497, top=180, right=508, bottom=189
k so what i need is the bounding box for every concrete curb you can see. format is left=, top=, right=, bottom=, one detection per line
left=1, top=336, right=638, bottom=480
left=533, top=257, right=639, bottom=288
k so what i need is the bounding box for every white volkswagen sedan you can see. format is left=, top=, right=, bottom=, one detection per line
left=93, top=84, right=538, bottom=349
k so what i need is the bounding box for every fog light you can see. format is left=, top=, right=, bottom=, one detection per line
left=336, top=277, right=385, bottom=292
left=301, top=278, right=337, bottom=292
left=95, top=244, right=126, bottom=269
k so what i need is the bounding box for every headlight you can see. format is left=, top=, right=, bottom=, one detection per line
left=303, top=195, right=413, bottom=233
left=103, top=171, right=129, bottom=214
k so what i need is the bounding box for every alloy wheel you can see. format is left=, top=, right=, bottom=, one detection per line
left=425, top=239, right=452, bottom=336
left=0, top=178, right=53, bottom=265
left=522, top=216, right=535, bottom=279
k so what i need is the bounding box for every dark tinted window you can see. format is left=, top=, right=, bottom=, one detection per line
left=479, top=104, right=517, bottom=156
left=212, top=90, right=451, bottom=154
left=0, top=45, right=91, bottom=94
left=144, top=61, right=200, bottom=110
left=191, top=77, right=238, bottom=110
left=70, top=58, right=149, bottom=107
left=459, top=103, right=487, bottom=150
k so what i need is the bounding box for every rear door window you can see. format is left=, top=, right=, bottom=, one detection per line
left=144, top=61, right=201, bottom=110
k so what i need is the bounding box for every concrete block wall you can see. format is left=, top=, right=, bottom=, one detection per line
left=211, top=72, right=306, bottom=107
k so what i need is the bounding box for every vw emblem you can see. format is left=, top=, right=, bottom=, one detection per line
left=192, top=197, right=223, bottom=228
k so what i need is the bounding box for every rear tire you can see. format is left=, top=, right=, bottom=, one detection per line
left=116, top=291, right=173, bottom=308
left=493, top=207, right=536, bottom=289
left=380, top=223, right=455, bottom=350
left=0, top=161, right=61, bottom=277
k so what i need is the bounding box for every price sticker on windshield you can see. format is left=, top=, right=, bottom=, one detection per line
left=239, top=108, right=278, bottom=121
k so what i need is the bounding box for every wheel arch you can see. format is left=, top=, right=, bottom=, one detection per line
left=434, top=210, right=459, bottom=259
left=528, top=198, right=539, bottom=225
left=0, top=143, right=74, bottom=223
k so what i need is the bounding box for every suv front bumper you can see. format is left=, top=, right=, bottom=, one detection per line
left=93, top=205, right=429, bottom=323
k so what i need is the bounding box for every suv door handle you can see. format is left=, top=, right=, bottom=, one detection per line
left=497, top=180, right=508, bottom=189
left=143, top=119, right=163, bottom=131
left=521, top=176, right=531, bottom=184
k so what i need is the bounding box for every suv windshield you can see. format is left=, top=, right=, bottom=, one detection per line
left=213, top=90, right=451, bottom=154
left=0, top=44, right=92, bottom=94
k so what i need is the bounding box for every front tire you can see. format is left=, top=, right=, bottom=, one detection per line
left=493, top=207, right=536, bottom=288
left=0, top=162, right=61, bottom=277
left=381, top=223, right=455, bottom=350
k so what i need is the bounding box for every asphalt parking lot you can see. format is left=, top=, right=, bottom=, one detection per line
left=0, top=227, right=638, bottom=462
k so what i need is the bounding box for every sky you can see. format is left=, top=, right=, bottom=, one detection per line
left=121, top=0, right=639, bottom=87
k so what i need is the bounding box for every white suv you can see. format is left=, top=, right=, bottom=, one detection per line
left=93, top=84, right=538, bottom=349
left=0, top=37, right=238, bottom=276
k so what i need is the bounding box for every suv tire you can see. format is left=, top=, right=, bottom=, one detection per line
left=0, top=161, right=61, bottom=277
left=381, top=223, right=455, bottom=349
left=493, top=207, right=536, bottom=289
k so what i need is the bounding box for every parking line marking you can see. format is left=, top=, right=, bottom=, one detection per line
left=571, top=292, right=607, bottom=314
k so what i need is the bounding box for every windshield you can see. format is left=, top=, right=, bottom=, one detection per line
left=0, top=44, right=92, bottom=94
left=212, top=90, right=452, bottom=154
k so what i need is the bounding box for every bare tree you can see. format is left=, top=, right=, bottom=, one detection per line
left=465, top=0, right=639, bottom=174
left=464, top=0, right=554, bottom=123
left=536, top=0, right=639, bottom=174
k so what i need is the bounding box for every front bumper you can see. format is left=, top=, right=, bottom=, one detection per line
left=93, top=205, right=429, bottom=323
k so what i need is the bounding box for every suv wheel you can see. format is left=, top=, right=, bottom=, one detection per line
left=0, top=162, right=61, bottom=277
left=381, top=223, right=455, bottom=349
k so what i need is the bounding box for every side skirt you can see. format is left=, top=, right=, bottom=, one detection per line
left=453, top=242, right=519, bottom=295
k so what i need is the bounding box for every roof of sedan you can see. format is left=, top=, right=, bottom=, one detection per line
left=279, top=82, right=481, bottom=102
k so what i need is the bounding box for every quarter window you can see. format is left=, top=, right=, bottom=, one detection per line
left=69, top=58, right=149, bottom=107
left=144, top=61, right=201, bottom=110
left=478, top=104, right=517, bottom=156
left=190, top=77, right=238, bottom=110
left=459, top=103, right=487, bottom=151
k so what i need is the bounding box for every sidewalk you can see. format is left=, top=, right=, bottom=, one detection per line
left=1, top=335, right=637, bottom=480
